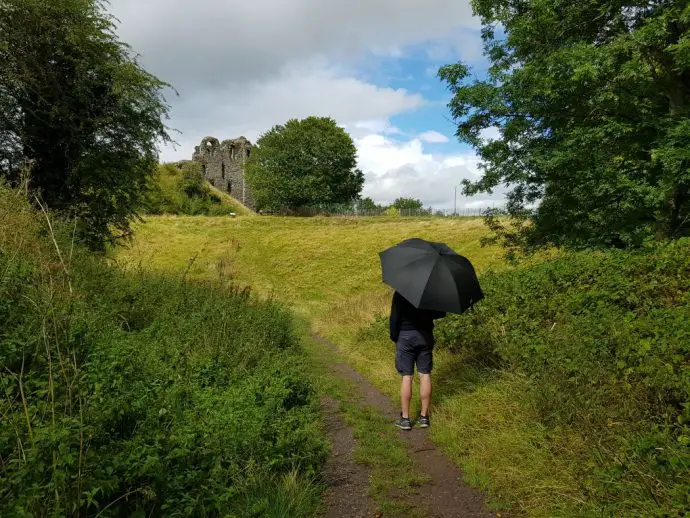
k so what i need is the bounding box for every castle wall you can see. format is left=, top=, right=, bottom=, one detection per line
left=192, top=136, right=255, bottom=209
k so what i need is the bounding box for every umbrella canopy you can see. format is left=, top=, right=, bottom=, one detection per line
left=379, top=238, right=484, bottom=314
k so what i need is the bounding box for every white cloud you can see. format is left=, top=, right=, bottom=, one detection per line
left=424, top=27, right=485, bottom=63
left=464, top=199, right=497, bottom=209
left=345, top=119, right=404, bottom=139
left=419, top=130, right=450, bottom=144
left=356, top=134, right=507, bottom=209
left=159, top=66, right=424, bottom=161
left=107, top=0, right=482, bottom=155
left=109, top=0, right=481, bottom=90
left=480, top=126, right=501, bottom=142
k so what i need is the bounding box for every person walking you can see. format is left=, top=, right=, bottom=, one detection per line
left=389, top=290, right=446, bottom=430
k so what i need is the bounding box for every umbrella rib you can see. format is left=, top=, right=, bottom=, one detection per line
left=416, top=257, right=442, bottom=307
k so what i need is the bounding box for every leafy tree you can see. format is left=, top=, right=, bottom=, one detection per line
left=357, top=197, right=383, bottom=211
left=358, top=197, right=378, bottom=209
left=439, top=0, right=690, bottom=252
left=245, top=116, right=364, bottom=210
left=0, top=0, right=172, bottom=249
left=392, top=197, right=424, bottom=211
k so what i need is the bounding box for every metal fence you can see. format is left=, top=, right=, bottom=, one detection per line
left=260, top=206, right=506, bottom=218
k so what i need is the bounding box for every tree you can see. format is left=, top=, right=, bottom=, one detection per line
left=439, top=0, right=690, bottom=252
left=245, top=116, right=364, bottom=210
left=357, top=197, right=384, bottom=212
left=0, top=0, right=172, bottom=249
left=392, top=197, right=424, bottom=211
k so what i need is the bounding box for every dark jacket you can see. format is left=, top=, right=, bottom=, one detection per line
left=389, top=291, right=446, bottom=342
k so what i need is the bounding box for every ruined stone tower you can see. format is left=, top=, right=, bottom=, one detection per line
left=192, top=136, right=254, bottom=209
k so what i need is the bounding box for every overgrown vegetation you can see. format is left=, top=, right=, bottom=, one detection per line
left=440, top=0, right=690, bottom=251
left=0, top=0, right=172, bottom=250
left=144, top=162, right=250, bottom=216
left=433, top=242, right=690, bottom=515
left=0, top=187, right=326, bottom=516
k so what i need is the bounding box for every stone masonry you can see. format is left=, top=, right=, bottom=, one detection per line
left=192, top=136, right=255, bottom=209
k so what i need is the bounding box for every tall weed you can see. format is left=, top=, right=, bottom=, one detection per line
left=0, top=187, right=327, bottom=517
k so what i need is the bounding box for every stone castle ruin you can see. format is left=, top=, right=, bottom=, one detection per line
left=192, top=136, right=255, bottom=209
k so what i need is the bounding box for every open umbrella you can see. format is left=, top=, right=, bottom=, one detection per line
left=379, top=238, right=484, bottom=314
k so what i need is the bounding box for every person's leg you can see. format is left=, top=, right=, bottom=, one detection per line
left=400, top=375, right=413, bottom=418
left=419, top=373, right=432, bottom=417
left=416, top=340, right=434, bottom=425
left=395, top=334, right=415, bottom=430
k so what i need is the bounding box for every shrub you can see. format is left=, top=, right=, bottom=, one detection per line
left=0, top=188, right=327, bottom=516
left=436, top=241, right=690, bottom=515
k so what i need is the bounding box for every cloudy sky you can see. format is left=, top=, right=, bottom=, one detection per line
left=108, top=0, right=506, bottom=209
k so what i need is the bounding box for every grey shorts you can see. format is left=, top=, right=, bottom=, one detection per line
left=395, top=330, right=434, bottom=376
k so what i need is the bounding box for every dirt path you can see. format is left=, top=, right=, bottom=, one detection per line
left=315, top=334, right=500, bottom=518
left=320, top=396, right=374, bottom=518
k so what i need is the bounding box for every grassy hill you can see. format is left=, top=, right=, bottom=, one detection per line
left=144, top=162, right=253, bottom=216
left=117, top=215, right=507, bottom=317
left=119, top=214, right=690, bottom=516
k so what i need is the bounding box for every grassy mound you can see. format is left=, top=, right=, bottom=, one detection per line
left=144, top=162, right=252, bottom=216
left=434, top=242, right=690, bottom=516
left=0, top=187, right=326, bottom=517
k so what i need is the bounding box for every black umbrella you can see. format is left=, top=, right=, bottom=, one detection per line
left=379, top=238, right=484, bottom=314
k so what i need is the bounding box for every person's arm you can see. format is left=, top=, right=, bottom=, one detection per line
left=389, top=292, right=401, bottom=342
left=431, top=310, right=446, bottom=320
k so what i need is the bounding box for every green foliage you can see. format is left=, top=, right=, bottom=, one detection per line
left=436, top=241, right=690, bottom=515
left=390, top=198, right=432, bottom=216
left=0, top=0, right=172, bottom=250
left=439, top=0, right=690, bottom=251
left=144, top=162, right=239, bottom=216
left=356, top=197, right=383, bottom=211
left=0, top=188, right=327, bottom=517
left=245, top=116, right=364, bottom=211
left=391, top=198, right=423, bottom=211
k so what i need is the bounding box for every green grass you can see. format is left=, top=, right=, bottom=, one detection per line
left=206, top=181, right=254, bottom=215
left=117, top=215, right=507, bottom=316
left=117, top=213, right=688, bottom=517
left=341, top=320, right=579, bottom=515
left=433, top=243, right=690, bottom=516
left=117, top=214, right=560, bottom=513
left=143, top=162, right=253, bottom=216
left=118, top=215, right=507, bottom=515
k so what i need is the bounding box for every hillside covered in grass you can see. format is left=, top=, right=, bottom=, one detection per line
left=144, top=162, right=253, bottom=217
left=0, top=188, right=325, bottom=517
left=118, top=215, right=505, bottom=318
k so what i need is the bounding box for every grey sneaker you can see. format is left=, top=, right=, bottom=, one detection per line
left=418, top=415, right=430, bottom=428
left=395, top=415, right=413, bottom=431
